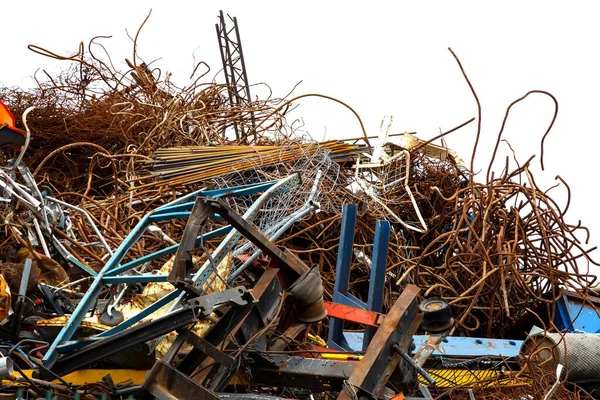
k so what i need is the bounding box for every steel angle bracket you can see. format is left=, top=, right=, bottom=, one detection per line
left=168, top=196, right=213, bottom=291
left=199, top=197, right=309, bottom=279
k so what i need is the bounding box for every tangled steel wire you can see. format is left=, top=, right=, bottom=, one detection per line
left=273, top=50, right=599, bottom=341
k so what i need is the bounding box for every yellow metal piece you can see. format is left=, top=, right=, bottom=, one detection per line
left=307, top=333, right=327, bottom=348
left=420, top=369, right=530, bottom=388
left=119, top=253, right=229, bottom=358
left=321, top=353, right=363, bottom=361
left=0, top=274, right=11, bottom=322
left=36, top=316, right=107, bottom=332
left=228, top=372, right=249, bottom=386
left=58, top=369, right=149, bottom=385
left=4, top=369, right=149, bottom=386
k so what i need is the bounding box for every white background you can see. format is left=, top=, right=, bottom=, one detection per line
left=3, top=1, right=599, bottom=275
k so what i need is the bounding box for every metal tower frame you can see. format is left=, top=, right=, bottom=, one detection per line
left=216, top=10, right=256, bottom=142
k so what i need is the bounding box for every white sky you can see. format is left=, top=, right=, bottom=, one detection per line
left=3, top=1, right=600, bottom=274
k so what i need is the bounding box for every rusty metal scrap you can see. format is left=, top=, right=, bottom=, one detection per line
left=0, top=14, right=598, bottom=400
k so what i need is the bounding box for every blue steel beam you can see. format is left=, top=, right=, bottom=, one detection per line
left=328, top=204, right=359, bottom=351
left=363, top=220, right=390, bottom=351
left=106, top=226, right=232, bottom=276
left=64, top=255, right=98, bottom=277
left=554, top=292, right=600, bottom=333
left=343, top=332, right=523, bottom=358
left=328, top=205, right=391, bottom=351
left=149, top=181, right=275, bottom=216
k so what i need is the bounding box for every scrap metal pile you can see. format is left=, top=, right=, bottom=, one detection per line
left=0, top=12, right=599, bottom=400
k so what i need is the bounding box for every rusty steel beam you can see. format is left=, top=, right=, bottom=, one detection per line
left=168, top=197, right=212, bottom=284
left=337, top=284, right=421, bottom=399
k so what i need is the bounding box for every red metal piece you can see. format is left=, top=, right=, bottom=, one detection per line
left=324, top=300, right=382, bottom=327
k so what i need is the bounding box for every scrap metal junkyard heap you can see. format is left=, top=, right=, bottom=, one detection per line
left=0, top=12, right=599, bottom=400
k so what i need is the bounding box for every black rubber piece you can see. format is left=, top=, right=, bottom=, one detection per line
left=419, top=297, right=454, bottom=332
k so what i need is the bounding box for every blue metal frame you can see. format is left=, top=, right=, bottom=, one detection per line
left=43, top=177, right=298, bottom=366
left=554, top=291, right=600, bottom=333
left=327, top=204, right=390, bottom=351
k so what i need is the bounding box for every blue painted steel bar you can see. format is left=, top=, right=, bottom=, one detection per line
left=106, top=226, right=232, bottom=277
left=149, top=212, right=226, bottom=223
left=102, top=275, right=169, bottom=284
left=148, top=212, right=196, bottom=222
left=97, top=291, right=181, bottom=338
left=202, top=181, right=280, bottom=199
left=363, top=220, right=390, bottom=351
left=154, top=188, right=208, bottom=213
left=153, top=202, right=197, bottom=215
left=148, top=181, right=274, bottom=216
left=343, top=332, right=523, bottom=358
left=334, top=205, right=357, bottom=296
left=328, top=204, right=358, bottom=351
left=65, top=255, right=98, bottom=277
left=43, top=178, right=284, bottom=367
